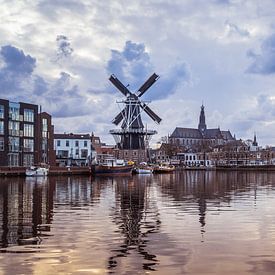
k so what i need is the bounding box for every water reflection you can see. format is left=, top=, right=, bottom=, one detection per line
left=0, top=171, right=275, bottom=274
left=108, top=175, right=160, bottom=272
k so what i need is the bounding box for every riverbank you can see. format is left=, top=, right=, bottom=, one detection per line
left=0, top=166, right=91, bottom=177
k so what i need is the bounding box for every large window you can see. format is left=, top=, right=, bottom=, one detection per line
left=42, top=118, right=48, bottom=138
left=24, top=124, right=34, bottom=137
left=9, top=137, right=19, bottom=152
left=0, top=137, right=4, bottom=151
left=8, top=153, right=19, bottom=166
left=0, top=121, right=4, bottom=135
left=24, top=109, right=34, bottom=122
left=23, top=139, right=34, bottom=152
left=57, top=150, right=69, bottom=158
left=81, top=149, right=88, bottom=158
left=0, top=105, right=4, bottom=119
left=23, top=154, right=34, bottom=166
left=8, top=121, right=20, bottom=136
left=9, top=103, right=20, bottom=121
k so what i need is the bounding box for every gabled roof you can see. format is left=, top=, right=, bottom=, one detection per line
left=170, top=127, right=203, bottom=138
left=204, top=128, right=223, bottom=139
left=221, top=130, right=234, bottom=141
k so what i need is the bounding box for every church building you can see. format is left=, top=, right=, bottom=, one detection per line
left=169, top=105, right=235, bottom=149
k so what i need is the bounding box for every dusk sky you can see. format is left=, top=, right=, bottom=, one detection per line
left=1, top=0, right=275, bottom=146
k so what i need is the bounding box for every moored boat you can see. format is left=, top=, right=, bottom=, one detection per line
left=134, top=162, right=153, bottom=174
left=26, top=166, right=49, bottom=177
left=153, top=164, right=175, bottom=173
left=93, top=158, right=133, bottom=176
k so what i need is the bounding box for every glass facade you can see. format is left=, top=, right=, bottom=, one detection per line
left=0, top=121, right=4, bottom=135
left=23, top=154, right=34, bottom=166
left=8, top=153, right=19, bottom=166
left=0, top=105, right=4, bottom=119
left=23, top=139, right=34, bottom=152
left=42, top=118, right=48, bottom=138
left=24, top=109, right=34, bottom=122
left=9, top=121, right=20, bottom=136
left=9, top=102, right=20, bottom=121
left=24, top=124, right=34, bottom=137
left=9, top=137, right=19, bottom=152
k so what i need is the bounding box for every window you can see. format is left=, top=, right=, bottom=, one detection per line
left=75, top=148, right=79, bottom=156
left=9, top=103, right=20, bottom=121
left=8, top=153, right=19, bottom=166
left=24, top=109, right=34, bottom=122
left=84, top=141, right=87, bottom=147
left=9, top=121, right=20, bottom=136
left=0, top=121, right=4, bottom=135
left=24, top=139, right=34, bottom=152
left=24, top=124, right=34, bottom=137
left=0, top=137, right=4, bottom=151
left=23, top=154, right=34, bottom=166
left=66, top=140, right=69, bottom=147
left=75, top=140, right=79, bottom=147
left=57, top=140, right=61, bottom=146
left=42, top=139, right=47, bottom=151
left=57, top=150, right=69, bottom=158
left=9, top=137, right=19, bottom=152
left=42, top=118, right=48, bottom=138
left=81, top=149, right=88, bottom=158
left=42, top=118, right=48, bottom=131
left=0, top=105, right=4, bottom=119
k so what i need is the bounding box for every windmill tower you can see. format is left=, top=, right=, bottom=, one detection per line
left=109, top=73, right=162, bottom=163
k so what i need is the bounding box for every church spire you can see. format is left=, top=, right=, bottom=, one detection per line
left=198, top=104, right=207, bottom=133
left=252, top=132, right=258, bottom=146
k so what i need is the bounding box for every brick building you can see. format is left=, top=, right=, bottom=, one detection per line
left=0, top=99, right=55, bottom=167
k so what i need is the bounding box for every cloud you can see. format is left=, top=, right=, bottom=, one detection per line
left=55, top=35, right=74, bottom=62
left=107, top=40, right=191, bottom=100
left=247, top=33, right=275, bottom=74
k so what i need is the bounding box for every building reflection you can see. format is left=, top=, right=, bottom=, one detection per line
left=156, top=170, right=275, bottom=240
left=107, top=175, right=161, bottom=272
left=0, top=177, right=54, bottom=248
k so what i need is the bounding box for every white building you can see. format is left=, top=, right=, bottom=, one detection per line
left=54, top=133, right=92, bottom=166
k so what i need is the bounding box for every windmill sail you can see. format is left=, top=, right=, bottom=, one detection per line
left=140, top=103, right=162, bottom=124
left=109, top=74, right=131, bottom=96
left=136, top=73, right=159, bottom=97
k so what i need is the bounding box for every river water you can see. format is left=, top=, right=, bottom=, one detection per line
left=0, top=171, right=275, bottom=274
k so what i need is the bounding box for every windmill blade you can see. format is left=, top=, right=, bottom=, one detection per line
left=140, top=103, right=162, bottom=124
left=109, top=74, right=131, bottom=96
left=136, top=73, right=159, bottom=97
left=112, top=108, right=126, bottom=125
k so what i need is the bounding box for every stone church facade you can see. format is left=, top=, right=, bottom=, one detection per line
left=169, top=105, right=235, bottom=149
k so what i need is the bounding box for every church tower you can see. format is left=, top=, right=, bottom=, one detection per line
left=198, top=105, right=207, bottom=134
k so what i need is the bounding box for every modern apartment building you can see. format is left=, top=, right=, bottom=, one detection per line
left=54, top=133, right=92, bottom=166
left=0, top=98, right=55, bottom=167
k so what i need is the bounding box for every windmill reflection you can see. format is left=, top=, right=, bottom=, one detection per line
left=108, top=175, right=161, bottom=272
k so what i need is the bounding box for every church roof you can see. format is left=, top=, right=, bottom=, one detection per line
left=221, top=130, right=234, bottom=141
left=204, top=128, right=223, bottom=139
left=170, top=127, right=203, bottom=139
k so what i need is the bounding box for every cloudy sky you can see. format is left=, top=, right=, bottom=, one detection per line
left=1, top=0, right=275, bottom=146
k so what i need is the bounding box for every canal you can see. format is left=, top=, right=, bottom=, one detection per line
left=0, top=171, right=275, bottom=274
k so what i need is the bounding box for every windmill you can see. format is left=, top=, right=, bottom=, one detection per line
left=109, top=73, right=161, bottom=150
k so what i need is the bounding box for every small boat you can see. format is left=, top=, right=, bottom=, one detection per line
left=153, top=164, right=175, bottom=173
left=26, top=166, right=49, bottom=177
left=135, top=162, right=153, bottom=174
left=93, top=158, right=133, bottom=176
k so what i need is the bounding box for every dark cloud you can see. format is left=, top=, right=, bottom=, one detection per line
left=55, top=35, right=74, bottom=61
left=107, top=40, right=191, bottom=100
left=247, top=33, right=275, bottom=74
left=0, top=44, right=91, bottom=118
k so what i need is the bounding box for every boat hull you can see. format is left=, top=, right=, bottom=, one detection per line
left=93, top=165, right=133, bottom=176
left=135, top=168, right=153, bottom=174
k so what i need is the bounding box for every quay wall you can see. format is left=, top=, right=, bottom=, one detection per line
left=0, top=166, right=91, bottom=177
